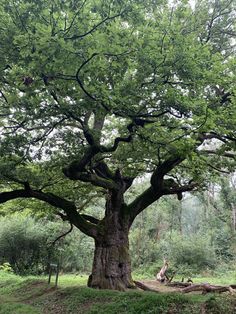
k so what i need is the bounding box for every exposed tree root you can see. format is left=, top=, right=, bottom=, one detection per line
left=88, top=274, right=134, bottom=291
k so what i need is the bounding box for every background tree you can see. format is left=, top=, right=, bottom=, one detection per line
left=0, top=0, right=235, bottom=290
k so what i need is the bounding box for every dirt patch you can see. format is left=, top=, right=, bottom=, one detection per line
left=137, top=280, right=182, bottom=293
left=27, top=289, right=69, bottom=314
left=24, top=286, right=56, bottom=302
left=13, top=280, right=57, bottom=303
left=41, top=295, right=67, bottom=314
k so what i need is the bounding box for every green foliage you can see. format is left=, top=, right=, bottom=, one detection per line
left=0, top=303, right=40, bottom=314
left=0, top=0, right=235, bottom=289
left=131, top=233, right=217, bottom=277
left=0, top=215, right=47, bottom=274
left=0, top=0, right=235, bottom=181
left=0, top=262, right=13, bottom=272
left=0, top=214, right=94, bottom=275
left=214, top=228, right=234, bottom=260
left=162, top=234, right=217, bottom=275
left=129, top=180, right=236, bottom=277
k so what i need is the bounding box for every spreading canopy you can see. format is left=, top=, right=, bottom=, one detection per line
left=0, top=0, right=235, bottom=225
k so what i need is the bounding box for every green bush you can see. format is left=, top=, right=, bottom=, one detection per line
left=164, top=234, right=217, bottom=275
left=0, top=215, right=48, bottom=274
left=0, top=262, right=13, bottom=272
left=0, top=215, right=94, bottom=275
left=130, top=231, right=217, bottom=277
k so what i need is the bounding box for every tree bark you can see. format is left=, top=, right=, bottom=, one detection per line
left=87, top=185, right=136, bottom=291
left=88, top=215, right=135, bottom=291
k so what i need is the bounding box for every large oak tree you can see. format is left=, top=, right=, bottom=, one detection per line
left=0, top=0, right=235, bottom=290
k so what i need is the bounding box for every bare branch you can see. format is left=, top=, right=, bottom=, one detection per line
left=101, top=135, right=133, bottom=153
left=200, top=149, right=236, bottom=159
left=75, top=53, right=99, bottom=101
left=208, top=163, right=230, bottom=174
left=63, top=0, right=88, bottom=35
left=51, top=223, right=73, bottom=246
left=0, top=90, right=8, bottom=103
left=80, top=214, right=100, bottom=224
left=151, top=156, right=185, bottom=190
left=162, top=181, right=198, bottom=196
left=64, top=12, right=123, bottom=41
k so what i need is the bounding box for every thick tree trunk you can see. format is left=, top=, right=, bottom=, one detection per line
left=87, top=204, right=135, bottom=291
left=88, top=241, right=134, bottom=290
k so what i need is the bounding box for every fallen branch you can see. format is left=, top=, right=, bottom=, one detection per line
left=166, top=282, right=192, bottom=288
left=181, top=283, right=236, bottom=294
left=167, top=271, right=176, bottom=283
left=134, top=281, right=159, bottom=292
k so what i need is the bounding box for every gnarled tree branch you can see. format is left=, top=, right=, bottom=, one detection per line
left=127, top=187, right=162, bottom=225
left=0, top=188, right=97, bottom=238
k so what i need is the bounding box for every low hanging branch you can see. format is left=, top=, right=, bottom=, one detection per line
left=51, top=223, right=74, bottom=246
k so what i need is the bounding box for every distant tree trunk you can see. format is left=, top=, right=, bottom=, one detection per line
left=178, top=203, right=183, bottom=235
left=231, top=203, right=236, bottom=232
left=156, top=259, right=168, bottom=282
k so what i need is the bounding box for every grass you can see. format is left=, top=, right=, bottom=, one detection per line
left=56, top=273, right=88, bottom=287
left=133, top=269, right=236, bottom=285
left=0, top=271, right=236, bottom=314
left=192, top=273, right=236, bottom=285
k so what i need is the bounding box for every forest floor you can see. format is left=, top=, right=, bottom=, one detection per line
left=0, top=272, right=236, bottom=314
left=136, top=279, right=183, bottom=292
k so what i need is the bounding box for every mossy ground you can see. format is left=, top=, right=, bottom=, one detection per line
left=0, top=272, right=236, bottom=314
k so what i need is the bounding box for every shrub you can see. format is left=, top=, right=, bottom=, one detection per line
left=0, top=215, right=94, bottom=275
left=0, top=262, right=13, bottom=272
left=151, top=233, right=217, bottom=276
left=130, top=231, right=218, bottom=277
